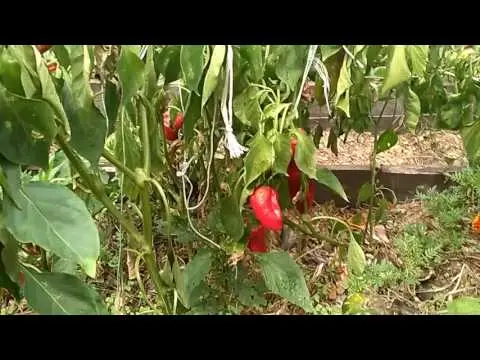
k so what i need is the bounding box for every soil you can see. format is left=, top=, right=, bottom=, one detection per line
left=256, top=196, right=480, bottom=315
left=315, top=130, right=468, bottom=169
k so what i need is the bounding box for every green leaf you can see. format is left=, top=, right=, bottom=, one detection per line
left=154, top=46, right=181, bottom=84
left=264, top=103, right=290, bottom=121
left=8, top=46, right=39, bottom=84
left=342, top=293, right=367, bottom=314
left=8, top=46, right=69, bottom=132
left=114, top=114, right=141, bottom=200
left=234, top=268, right=267, bottom=307
left=313, top=125, right=323, bottom=148
left=293, top=130, right=317, bottom=179
left=20, top=67, right=38, bottom=98
left=0, top=115, right=49, bottom=168
left=0, top=85, right=58, bottom=140
left=52, top=45, right=71, bottom=68
left=461, top=120, right=480, bottom=164
left=447, top=297, right=480, bottom=315
left=183, top=249, right=213, bottom=307
left=118, top=46, right=145, bottom=105
left=0, top=230, right=19, bottom=284
left=321, top=45, right=343, bottom=61
left=273, top=134, right=292, bottom=176
left=180, top=46, right=206, bottom=94
left=220, top=195, right=244, bottom=241
left=60, top=73, right=107, bottom=164
left=105, top=79, right=120, bottom=135
left=0, top=51, right=25, bottom=96
left=241, top=46, right=264, bottom=81
left=375, top=198, right=389, bottom=223
left=315, top=168, right=348, bottom=202
left=256, top=251, right=313, bottom=312
left=357, top=182, right=373, bottom=204
left=3, top=182, right=100, bottom=278
left=22, top=266, right=108, bottom=315
left=376, top=129, right=398, bottom=154
left=404, top=88, right=421, bottom=131
left=275, top=46, right=308, bottom=91
left=334, top=56, right=352, bottom=117
left=366, top=45, right=383, bottom=67
left=406, top=45, right=429, bottom=77
left=381, top=46, right=411, bottom=97
left=0, top=241, right=20, bottom=300
left=233, top=86, right=263, bottom=128
left=67, top=46, right=93, bottom=105
left=347, top=238, right=366, bottom=276
left=172, top=258, right=187, bottom=306
left=0, top=161, right=21, bottom=209
left=51, top=255, right=78, bottom=276
left=202, top=45, right=226, bottom=109
left=244, top=134, right=274, bottom=186
left=183, top=92, right=202, bottom=143
left=144, top=47, right=158, bottom=100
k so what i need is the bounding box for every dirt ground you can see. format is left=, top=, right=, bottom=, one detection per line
left=316, top=130, right=468, bottom=169
left=255, top=199, right=480, bottom=315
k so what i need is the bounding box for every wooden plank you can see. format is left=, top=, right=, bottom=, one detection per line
left=314, top=165, right=463, bottom=207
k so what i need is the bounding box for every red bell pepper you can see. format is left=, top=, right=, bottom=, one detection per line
left=287, top=161, right=302, bottom=199
left=290, top=128, right=305, bottom=158
left=163, top=111, right=181, bottom=141
left=173, top=113, right=184, bottom=131
left=287, top=129, right=316, bottom=213
left=295, top=180, right=316, bottom=213
left=247, top=225, right=268, bottom=253
left=249, top=185, right=283, bottom=231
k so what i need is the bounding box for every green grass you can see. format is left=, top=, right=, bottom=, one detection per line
left=348, top=166, right=480, bottom=296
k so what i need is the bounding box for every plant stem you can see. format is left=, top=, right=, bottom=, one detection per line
left=56, top=133, right=144, bottom=246
left=284, top=218, right=342, bottom=246
left=363, top=95, right=390, bottom=242
left=102, top=149, right=138, bottom=184
left=138, top=98, right=172, bottom=312
left=140, top=185, right=170, bottom=312
left=138, top=100, right=151, bottom=175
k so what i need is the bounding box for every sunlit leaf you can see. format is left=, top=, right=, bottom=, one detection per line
left=202, top=45, right=225, bottom=109
left=180, top=46, right=206, bottom=94
left=404, top=88, right=421, bottom=131
left=3, top=182, right=100, bottom=278
left=257, top=251, right=313, bottom=312
left=381, top=46, right=411, bottom=97
left=244, top=134, right=274, bottom=186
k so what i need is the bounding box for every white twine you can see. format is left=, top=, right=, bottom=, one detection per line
left=176, top=156, right=222, bottom=250
left=221, top=45, right=247, bottom=158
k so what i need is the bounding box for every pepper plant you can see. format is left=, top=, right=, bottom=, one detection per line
left=1, top=44, right=480, bottom=315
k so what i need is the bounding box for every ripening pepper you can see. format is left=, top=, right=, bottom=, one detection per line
left=163, top=111, right=183, bottom=141
left=289, top=128, right=305, bottom=158
left=287, top=129, right=315, bottom=213
left=287, top=161, right=302, bottom=199
left=249, top=185, right=283, bottom=231
left=295, top=180, right=316, bottom=213
left=173, top=113, right=184, bottom=131
left=472, top=214, right=480, bottom=233
left=36, top=45, right=52, bottom=54
left=247, top=225, right=268, bottom=253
